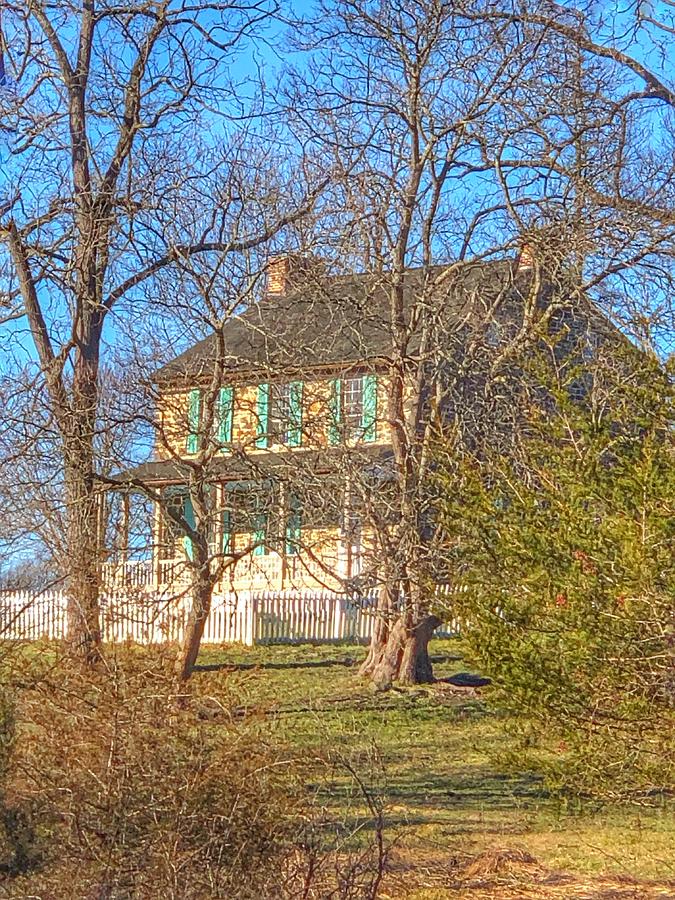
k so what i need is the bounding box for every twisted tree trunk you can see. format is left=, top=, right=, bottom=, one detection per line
left=398, top=614, right=442, bottom=685
left=368, top=613, right=441, bottom=690
left=359, top=582, right=394, bottom=678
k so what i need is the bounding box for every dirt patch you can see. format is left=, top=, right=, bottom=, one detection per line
left=384, top=847, right=675, bottom=899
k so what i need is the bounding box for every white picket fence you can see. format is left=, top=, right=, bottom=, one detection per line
left=0, top=589, right=459, bottom=647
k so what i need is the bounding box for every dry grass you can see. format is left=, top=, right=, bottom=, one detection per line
left=1, top=638, right=672, bottom=898
left=0, top=645, right=388, bottom=899
left=381, top=846, right=675, bottom=899
left=196, top=638, right=675, bottom=897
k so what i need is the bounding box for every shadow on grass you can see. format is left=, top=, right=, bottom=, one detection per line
left=322, top=769, right=546, bottom=808
left=195, top=656, right=361, bottom=672
left=311, top=767, right=549, bottom=833
left=238, top=696, right=491, bottom=722
left=194, top=651, right=464, bottom=673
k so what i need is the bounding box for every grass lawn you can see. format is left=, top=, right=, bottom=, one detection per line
left=195, top=638, right=675, bottom=897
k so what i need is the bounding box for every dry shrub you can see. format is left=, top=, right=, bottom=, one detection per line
left=0, top=647, right=385, bottom=899
left=278, top=755, right=388, bottom=899
left=460, top=848, right=543, bottom=881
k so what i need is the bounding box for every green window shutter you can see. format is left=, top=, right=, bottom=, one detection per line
left=182, top=495, right=195, bottom=561
left=328, top=378, right=342, bottom=445
left=253, top=511, right=267, bottom=556
left=186, top=389, right=201, bottom=454
left=286, top=494, right=302, bottom=555
left=256, top=383, right=269, bottom=449
left=288, top=381, right=304, bottom=447
left=217, top=386, right=234, bottom=446
left=362, top=374, right=377, bottom=442
left=222, top=507, right=232, bottom=555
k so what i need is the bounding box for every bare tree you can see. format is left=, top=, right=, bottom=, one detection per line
left=281, top=0, right=675, bottom=686
left=98, top=132, right=331, bottom=681
left=471, top=1, right=675, bottom=350
left=0, top=1, right=329, bottom=662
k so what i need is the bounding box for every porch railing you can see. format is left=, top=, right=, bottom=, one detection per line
left=102, top=553, right=345, bottom=593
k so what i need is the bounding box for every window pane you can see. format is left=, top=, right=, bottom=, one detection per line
left=342, top=376, right=363, bottom=438
left=159, top=489, right=187, bottom=559
left=291, top=478, right=343, bottom=529
left=223, top=481, right=278, bottom=554
left=269, top=383, right=292, bottom=444
left=159, top=487, right=217, bottom=559
left=304, top=493, right=343, bottom=530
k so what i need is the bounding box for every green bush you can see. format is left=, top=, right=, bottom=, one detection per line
left=437, top=353, right=674, bottom=799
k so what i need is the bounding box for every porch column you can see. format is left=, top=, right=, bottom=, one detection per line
left=152, top=497, right=162, bottom=589
left=120, top=492, right=130, bottom=565
left=94, top=488, right=108, bottom=576
left=279, top=486, right=287, bottom=591
left=339, top=473, right=352, bottom=581
left=214, top=483, right=224, bottom=591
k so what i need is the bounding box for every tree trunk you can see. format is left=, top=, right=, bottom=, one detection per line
left=174, top=564, right=215, bottom=683
left=368, top=613, right=441, bottom=690
left=359, top=582, right=393, bottom=678
left=64, top=453, right=103, bottom=664
left=398, top=614, right=442, bottom=686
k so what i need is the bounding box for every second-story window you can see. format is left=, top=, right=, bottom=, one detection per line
left=217, top=386, right=234, bottom=446
left=269, top=382, right=293, bottom=443
left=329, top=374, right=377, bottom=443
left=186, top=387, right=234, bottom=454
left=342, top=376, right=364, bottom=437
left=256, top=381, right=303, bottom=448
left=186, top=389, right=201, bottom=454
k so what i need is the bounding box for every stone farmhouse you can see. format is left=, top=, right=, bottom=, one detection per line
left=109, top=254, right=605, bottom=593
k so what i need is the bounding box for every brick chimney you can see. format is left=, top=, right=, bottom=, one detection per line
left=266, top=254, right=322, bottom=295
left=267, top=256, right=291, bottom=294
left=517, top=243, right=535, bottom=271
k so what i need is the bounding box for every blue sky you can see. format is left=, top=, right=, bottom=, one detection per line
left=0, top=0, right=673, bottom=391
left=0, top=0, right=674, bottom=576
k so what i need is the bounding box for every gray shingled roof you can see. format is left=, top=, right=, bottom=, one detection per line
left=155, top=260, right=521, bottom=383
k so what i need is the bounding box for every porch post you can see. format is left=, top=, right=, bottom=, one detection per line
left=214, top=483, right=222, bottom=591
left=152, top=497, right=162, bottom=589
left=279, top=486, right=287, bottom=591
left=120, top=492, right=130, bottom=565
left=94, top=488, right=108, bottom=584
left=340, top=473, right=352, bottom=580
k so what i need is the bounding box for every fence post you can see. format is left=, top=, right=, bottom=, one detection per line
left=332, top=594, right=345, bottom=642
left=244, top=593, right=256, bottom=647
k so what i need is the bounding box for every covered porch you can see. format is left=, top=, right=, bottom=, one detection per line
left=104, top=449, right=392, bottom=594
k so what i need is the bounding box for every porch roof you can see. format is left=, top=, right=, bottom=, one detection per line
left=111, top=445, right=395, bottom=489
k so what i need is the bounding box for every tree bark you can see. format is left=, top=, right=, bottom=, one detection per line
left=398, top=614, right=442, bottom=686
left=174, top=548, right=215, bottom=683
left=367, top=613, right=441, bottom=690
left=359, top=582, right=393, bottom=678
left=61, top=320, right=105, bottom=662
left=64, top=455, right=103, bottom=663
left=369, top=616, right=406, bottom=691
